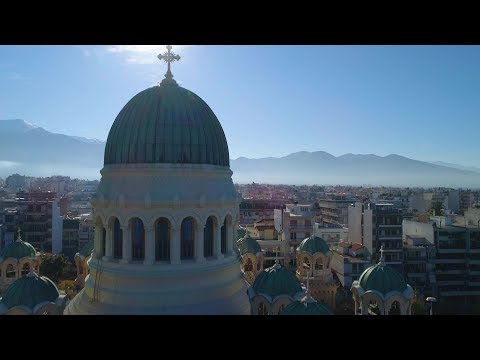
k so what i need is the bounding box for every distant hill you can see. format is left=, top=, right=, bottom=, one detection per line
left=230, top=152, right=480, bottom=188
left=428, top=161, right=480, bottom=174
left=1, top=119, right=480, bottom=187
left=0, top=119, right=104, bottom=179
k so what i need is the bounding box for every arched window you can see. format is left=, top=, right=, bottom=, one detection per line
left=221, top=218, right=227, bottom=254
left=258, top=302, right=267, bottom=315
left=389, top=301, right=401, bottom=315
left=131, top=218, right=145, bottom=261
left=113, top=218, right=122, bottom=259
left=21, top=263, right=30, bottom=276
left=278, top=304, right=285, bottom=314
left=181, top=217, right=195, bottom=260
left=155, top=218, right=170, bottom=261
left=102, top=227, right=106, bottom=257
left=315, top=258, right=323, bottom=270
left=256, top=261, right=261, bottom=271
left=245, top=258, right=253, bottom=271
left=303, top=257, right=311, bottom=274
left=6, top=264, right=16, bottom=278
left=204, top=217, right=214, bottom=258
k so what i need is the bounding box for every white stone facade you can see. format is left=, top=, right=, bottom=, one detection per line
left=64, top=163, right=251, bottom=314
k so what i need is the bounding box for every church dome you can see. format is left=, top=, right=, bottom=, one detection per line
left=104, top=82, right=230, bottom=167
left=0, top=272, right=59, bottom=309
left=297, top=236, right=330, bottom=255
left=237, top=235, right=262, bottom=256
left=280, top=297, right=333, bottom=315
left=252, top=263, right=302, bottom=298
left=358, top=262, right=407, bottom=296
left=1, top=239, right=36, bottom=259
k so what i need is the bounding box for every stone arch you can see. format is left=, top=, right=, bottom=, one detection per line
left=204, top=215, right=218, bottom=258
left=5, top=262, right=17, bottom=279
left=154, top=217, right=171, bottom=261
left=362, top=291, right=385, bottom=315
left=250, top=294, right=272, bottom=315
left=109, top=216, right=123, bottom=260
left=223, top=213, right=234, bottom=255
left=271, top=296, right=294, bottom=315
left=20, top=262, right=30, bottom=276
left=129, top=217, right=145, bottom=262
left=180, top=216, right=196, bottom=260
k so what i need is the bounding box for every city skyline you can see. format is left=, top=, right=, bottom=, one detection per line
left=1, top=45, right=480, bottom=167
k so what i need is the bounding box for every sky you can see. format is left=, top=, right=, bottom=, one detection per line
left=1, top=45, right=480, bottom=167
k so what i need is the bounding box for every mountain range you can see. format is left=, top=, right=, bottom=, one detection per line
left=0, top=119, right=479, bottom=188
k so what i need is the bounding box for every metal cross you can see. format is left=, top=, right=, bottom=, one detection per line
left=17, top=228, right=22, bottom=241
left=157, top=45, right=181, bottom=80
left=379, top=243, right=385, bottom=265
left=303, top=269, right=313, bottom=297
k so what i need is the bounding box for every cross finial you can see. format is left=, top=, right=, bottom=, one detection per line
left=16, top=228, right=22, bottom=242
left=302, top=269, right=315, bottom=303
left=379, top=243, right=385, bottom=266
left=157, top=45, right=181, bottom=86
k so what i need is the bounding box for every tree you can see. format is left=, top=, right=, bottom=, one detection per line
left=429, top=201, right=444, bottom=216
left=410, top=290, right=427, bottom=315
left=39, top=254, right=68, bottom=283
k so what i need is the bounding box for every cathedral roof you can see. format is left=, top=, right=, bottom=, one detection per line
left=1, top=238, right=36, bottom=259
left=252, top=263, right=302, bottom=298
left=357, top=262, right=407, bottom=296
left=297, top=236, right=330, bottom=255
left=237, top=235, right=262, bottom=255
left=104, top=81, right=230, bottom=167
left=0, top=272, right=59, bottom=309
left=280, top=297, right=334, bottom=315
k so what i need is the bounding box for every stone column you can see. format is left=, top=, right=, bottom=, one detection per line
left=170, top=225, right=181, bottom=265
left=94, top=223, right=103, bottom=259
left=354, top=299, right=358, bottom=315
left=226, top=220, right=233, bottom=255
left=361, top=301, right=368, bottom=315
left=214, top=224, right=223, bottom=259
left=120, top=225, right=131, bottom=264
left=144, top=226, right=155, bottom=265
left=103, top=224, right=112, bottom=261
left=195, top=223, right=205, bottom=262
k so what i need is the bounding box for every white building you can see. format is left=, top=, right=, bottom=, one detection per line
left=65, top=46, right=249, bottom=315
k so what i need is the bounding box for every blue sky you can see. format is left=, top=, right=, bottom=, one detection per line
left=1, top=45, right=479, bottom=166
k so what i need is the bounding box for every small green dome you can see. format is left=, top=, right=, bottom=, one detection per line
left=297, top=236, right=330, bottom=255
left=78, top=238, right=94, bottom=258
left=237, top=235, right=261, bottom=256
left=358, top=263, right=407, bottom=295
left=252, top=264, right=302, bottom=298
left=1, top=240, right=36, bottom=259
left=104, top=83, right=230, bottom=167
left=1, top=273, right=59, bottom=309
left=280, top=299, right=334, bottom=315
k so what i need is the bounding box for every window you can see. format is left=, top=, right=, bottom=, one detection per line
left=204, top=217, right=214, bottom=258
left=155, top=218, right=170, bottom=261
left=6, top=264, right=16, bottom=278
left=258, top=302, right=267, bottom=315
left=181, top=217, right=195, bottom=260
left=113, top=218, right=122, bottom=259
left=21, top=263, right=30, bottom=276
left=131, top=219, right=145, bottom=261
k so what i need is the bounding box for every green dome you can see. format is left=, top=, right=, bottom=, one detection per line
left=252, top=264, right=302, bottom=298
left=358, top=263, right=407, bottom=296
left=78, top=238, right=94, bottom=258
left=297, top=236, right=330, bottom=255
left=104, top=83, right=230, bottom=167
left=1, top=240, right=36, bottom=259
left=237, top=235, right=261, bottom=256
left=0, top=273, right=59, bottom=309
left=280, top=299, right=334, bottom=315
